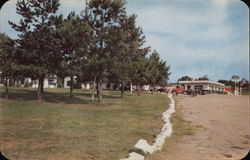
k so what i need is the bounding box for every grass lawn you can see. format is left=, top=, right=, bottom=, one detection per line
left=0, top=87, right=168, bottom=160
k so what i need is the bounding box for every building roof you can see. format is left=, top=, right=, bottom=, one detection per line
left=178, top=80, right=225, bottom=86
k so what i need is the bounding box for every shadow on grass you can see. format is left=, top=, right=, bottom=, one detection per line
left=0, top=88, right=121, bottom=104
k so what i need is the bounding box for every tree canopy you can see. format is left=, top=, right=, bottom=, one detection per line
left=8, top=0, right=61, bottom=102
left=178, top=76, right=193, bottom=82
left=0, top=33, right=16, bottom=99
left=4, top=0, right=171, bottom=103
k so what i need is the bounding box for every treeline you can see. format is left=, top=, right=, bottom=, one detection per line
left=178, top=75, right=209, bottom=81
left=0, top=0, right=170, bottom=103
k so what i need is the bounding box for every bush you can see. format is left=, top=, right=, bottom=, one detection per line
left=57, top=78, right=63, bottom=88
left=29, top=81, right=33, bottom=87
left=23, top=81, right=33, bottom=88
left=24, top=81, right=29, bottom=88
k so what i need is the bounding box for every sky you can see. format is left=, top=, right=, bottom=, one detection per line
left=0, top=0, right=249, bottom=82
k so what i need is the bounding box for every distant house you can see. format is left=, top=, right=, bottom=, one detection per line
left=63, top=77, right=74, bottom=89
left=63, top=76, right=91, bottom=89
left=0, top=74, right=58, bottom=88
left=142, top=85, right=150, bottom=91
left=24, top=76, right=57, bottom=88
left=0, top=72, right=152, bottom=92
left=178, top=80, right=225, bottom=92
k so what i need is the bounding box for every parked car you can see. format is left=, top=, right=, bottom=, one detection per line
left=172, top=87, right=185, bottom=95
left=185, top=88, right=195, bottom=95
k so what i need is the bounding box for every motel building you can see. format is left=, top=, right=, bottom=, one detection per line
left=178, top=80, right=225, bottom=92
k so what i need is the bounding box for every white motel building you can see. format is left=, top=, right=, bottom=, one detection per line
left=178, top=80, right=225, bottom=92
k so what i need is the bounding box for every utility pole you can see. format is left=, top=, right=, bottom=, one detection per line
left=231, top=75, right=240, bottom=96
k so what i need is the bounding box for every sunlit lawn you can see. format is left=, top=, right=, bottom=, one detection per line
left=0, top=87, right=168, bottom=160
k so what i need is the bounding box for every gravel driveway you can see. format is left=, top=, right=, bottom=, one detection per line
left=148, top=94, right=249, bottom=160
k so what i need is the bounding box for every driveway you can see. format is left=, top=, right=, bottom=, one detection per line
left=148, top=94, right=249, bottom=160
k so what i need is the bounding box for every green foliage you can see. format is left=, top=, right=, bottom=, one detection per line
left=0, top=33, right=16, bottom=98
left=218, top=79, right=235, bottom=86
left=106, top=14, right=150, bottom=89
left=8, top=0, right=61, bottom=78
left=0, top=33, right=16, bottom=78
left=8, top=0, right=62, bottom=101
left=55, top=12, right=92, bottom=96
left=24, top=80, right=29, bottom=88
left=6, top=0, right=171, bottom=102
left=57, top=78, right=63, bottom=88
left=197, top=75, right=209, bottom=80
left=16, top=83, right=21, bottom=88
left=83, top=0, right=128, bottom=102
left=148, top=50, right=170, bottom=87
left=178, top=76, right=193, bottom=81
left=56, top=12, right=92, bottom=78
left=23, top=80, right=32, bottom=88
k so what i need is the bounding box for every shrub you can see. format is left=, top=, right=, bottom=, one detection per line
left=57, top=79, right=63, bottom=88
left=24, top=81, right=29, bottom=88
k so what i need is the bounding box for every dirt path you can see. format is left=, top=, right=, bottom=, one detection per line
left=148, top=94, right=249, bottom=160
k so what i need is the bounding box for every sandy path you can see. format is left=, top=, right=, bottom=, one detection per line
left=149, top=94, right=249, bottom=160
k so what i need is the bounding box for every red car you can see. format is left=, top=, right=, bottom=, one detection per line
left=171, top=86, right=185, bottom=95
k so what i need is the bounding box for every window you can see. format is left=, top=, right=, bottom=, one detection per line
left=67, top=81, right=71, bottom=86
left=194, top=85, right=203, bottom=90
left=48, top=78, right=54, bottom=85
left=33, top=80, right=38, bottom=84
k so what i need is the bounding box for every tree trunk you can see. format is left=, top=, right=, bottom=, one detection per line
left=92, top=75, right=96, bottom=101
left=96, top=81, right=99, bottom=100
left=62, top=78, right=64, bottom=88
left=121, top=81, right=124, bottom=98
left=37, top=77, right=43, bottom=102
left=41, top=77, right=44, bottom=93
left=137, top=83, right=141, bottom=96
left=97, top=79, right=103, bottom=104
left=70, top=76, right=73, bottom=98
left=4, top=76, right=8, bottom=99
left=139, top=84, right=141, bottom=96
left=8, top=76, right=12, bottom=87
left=130, top=82, right=133, bottom=94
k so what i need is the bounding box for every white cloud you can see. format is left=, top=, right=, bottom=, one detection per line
left=130, top=2, right=233, bottom=42
left=127, top=0, right=248, bottom=81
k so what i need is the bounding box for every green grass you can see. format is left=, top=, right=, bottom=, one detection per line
left=0, top=87, right=168, bottom=160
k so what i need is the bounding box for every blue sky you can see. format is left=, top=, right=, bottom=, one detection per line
left=0, top=0, right=249, bottom=82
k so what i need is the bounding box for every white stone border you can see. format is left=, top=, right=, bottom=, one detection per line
left=121, top=93, right=175, bottom=160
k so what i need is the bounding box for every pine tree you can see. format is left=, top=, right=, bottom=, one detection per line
left=106, top=14, right=149, bottom=98
left=83, top=0, right=127, bottom=103
left=106, top=16, right=131, bottom=98
left=9, top=0, right=61, bottom=102
left=148, top=50, right=170, bottom=93
left=128, top=28, right=151, bottom=96
left=0, top=33, right=16, bottom=99
left=56, top=12, right=92, bottom=97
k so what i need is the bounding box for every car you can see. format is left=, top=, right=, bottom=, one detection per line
left=185, top=88, right=195, bottom=95
left=171, top=87, right=185, bottom=95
